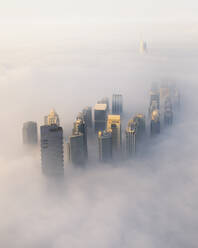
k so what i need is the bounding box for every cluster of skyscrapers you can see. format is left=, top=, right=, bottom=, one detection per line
left=149, top=82, right=180, bottom=135
left=22, top=87, right=180, bottom=176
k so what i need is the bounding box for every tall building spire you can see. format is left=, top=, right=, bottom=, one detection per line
left=44, top=109, right=60, bottom=126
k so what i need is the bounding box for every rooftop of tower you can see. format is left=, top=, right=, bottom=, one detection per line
left=94, top=104, right=107, bottom=111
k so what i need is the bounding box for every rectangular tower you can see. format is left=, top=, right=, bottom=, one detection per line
left=112, top=94, right=123, bottom=114
left=73, top=117, right=88, bottom=160
left=97, top=97, right=109, bottom=112
left=69, top=133, right=85, bottom=165
left=23, top=121, right=38, bottom=145
left=94, top=104, right=107, bottom=133
left=125, top=128, right=136, bottom=157
left=98, top=131, right=112, bottom=162
left=133, top=114, right=146, bottom=141
left=40, top=124, right=64, bottom=176
left=107, top=115, right=122, bottom=156
left=82, top=106, right=92, bottom=128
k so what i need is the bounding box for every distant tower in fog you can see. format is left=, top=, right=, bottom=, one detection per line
left=112, top=94, right=123, bottom=114
left=82, top=106, right=92, bottom=128
left=23, top=121, right=38, bottom=145
left=44, top=109, right=60, bottom=126
left=140, top=40, right=147, bottom=54
left=164, top=97, right=173, bottom=126
left=40, top=124, right=64, bottom=176
left=94, top=104, right=108, bottom=133
left=97, top=97, right=110, bottom=113
left=133, top=114, right=146, bottom=140
left=98, top=131, right=112, bottom=162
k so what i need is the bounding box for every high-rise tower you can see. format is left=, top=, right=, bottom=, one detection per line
left=150, top=110, right=160, bottom=135
left=69, top=132, right=85, bottom=165
left=133, top=114, right=146, bottom=140
left=82, top=106, right=92, bottom=128
left=40, top=124, right=64, bottom=176
left=94, top=104, right=107, bottom=133
left=125, top=120, right=136, bottom=157
left=44, top=109, right=60, bottom=126
left=98, top=131, right=112, bottom=162
left=140, top=40, right=147, bottom=54
left=97, top=97, right=110, bottom=113
left=107, top=115, right=122, bottom=156
left=126, top=114, right=145, bottom=156
left=164, top=97, right=173, bottom=126
left=22, top=121, right=38, bottom=145
left=73, top=115, right=88, bottom=160
left=112, top=94, right=123, bottom=114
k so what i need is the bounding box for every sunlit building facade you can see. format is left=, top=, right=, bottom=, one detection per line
left=73, top=115, right=88, bottom=160
left=107, top=115, right=122, bottom=156
left=150, top=109, right=160, bottom=135
left=44, top=109, right=60, bottom=126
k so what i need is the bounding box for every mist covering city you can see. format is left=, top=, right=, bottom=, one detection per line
left=1, top=10, right=198, bottom=248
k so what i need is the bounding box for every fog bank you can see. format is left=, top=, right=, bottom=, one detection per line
left=0, top=24, right=198, bottom=247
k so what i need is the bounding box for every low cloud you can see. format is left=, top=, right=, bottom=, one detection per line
left=0, top=24, right=198, bottom=248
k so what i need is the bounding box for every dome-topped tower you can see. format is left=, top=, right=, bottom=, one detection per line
left=45, top=109, right=60, bottom=126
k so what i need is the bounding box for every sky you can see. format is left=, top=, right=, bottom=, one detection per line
left=1, top=1, right=198, bottom=248
left=0, top=0, right=198, bottom=23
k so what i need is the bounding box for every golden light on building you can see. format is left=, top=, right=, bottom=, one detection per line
left=107, top=115, right=122, bottom=154
left=45, top=109, right=60, bottom=126
left=126, top=119, right=136, bottom=157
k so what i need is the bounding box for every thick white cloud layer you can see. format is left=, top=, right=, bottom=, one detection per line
left=0, top=24, right=198, bottom=247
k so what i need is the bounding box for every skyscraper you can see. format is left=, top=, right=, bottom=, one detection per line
left=149, top=89, right=160, bottom=114
left=98, top=131, right=112, bottom=162
left=65, top=141, right=70, bottom=162
left=112, top=94, right=123, bottom=114
left=126, top=114, right=145, bottom=157
left=172, top=88, right=181, bottom=111
left=133, top=114, right=146, bottom=140
left=164, top=109, right=173, bottom=126
left=22, top=121, right=38, bottom=145
left=125, top=120, right=136, bottom=157
left=73, top=115, right=88, bottom=160
left=107, top=115, right=122, bottom=156
left=69, top=133, right=85, bottom=165
left=40, top=124, right=64, bottom=176
left=140, top=40, right=148, bottom=54
left=44, top=109, right=60, bottom=126
left=94, top=104, right=107, bottom=133
left=150, top=110, right=160, bottom=135
left=82, top=106, right=92, bottom=128
left=97, top=97, right=109, bottom=112
left=160, top=84, right=170, bottom=103
left=164, top=97, right=173, bottom=126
